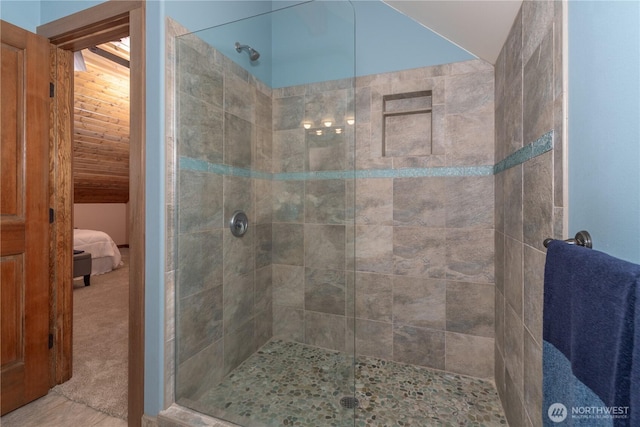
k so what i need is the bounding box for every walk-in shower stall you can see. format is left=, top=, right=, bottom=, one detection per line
left=172, top=1, right=506, bottom=426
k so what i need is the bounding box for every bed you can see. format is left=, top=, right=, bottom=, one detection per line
left=73, top=229, right=123, bottom=276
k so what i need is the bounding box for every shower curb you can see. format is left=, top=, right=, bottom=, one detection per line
left=158, top=404, right=241, bottom=427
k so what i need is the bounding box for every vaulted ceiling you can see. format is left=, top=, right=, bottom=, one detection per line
left=383, top=1, right=523, bottom=64
left=73, top=40, right=130, bottom=203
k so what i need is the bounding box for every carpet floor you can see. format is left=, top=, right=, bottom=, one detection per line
left=52, top=248, right=129, bottom=420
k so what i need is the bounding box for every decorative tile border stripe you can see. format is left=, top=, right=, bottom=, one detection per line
left=493, top=130, right=554, bottom=174
left=273, top=170, right=354, bottom=181
left=354, top=166, right=493, bottom=179
left=179, top=157, right=209, bottom=172
left=179, top=130, right=553, bottom=180
left=178, top=159, right=493, bottom=180
left=273, top=166, right=494, bottom=180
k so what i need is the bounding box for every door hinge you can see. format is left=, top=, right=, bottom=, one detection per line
left=48, top=333, right=54, bottom=349
left=50, top=82, right=55, bottom=98
left=49, top=208, right=54, bottom=224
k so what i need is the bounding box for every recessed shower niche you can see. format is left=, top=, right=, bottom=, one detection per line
left=382, top=90, right=433, bottom=157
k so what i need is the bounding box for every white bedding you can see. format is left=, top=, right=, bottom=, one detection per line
left=73, top=229, right=123, bottom=276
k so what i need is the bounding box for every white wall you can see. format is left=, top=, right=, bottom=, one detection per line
left=74, top=203, right=129, bottom=246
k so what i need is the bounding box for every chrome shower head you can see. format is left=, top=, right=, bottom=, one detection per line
left=235, top=42, right=260, bottom=62
left=248, top=49, right=260, bottom=61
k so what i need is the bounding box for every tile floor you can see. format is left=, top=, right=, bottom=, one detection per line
left=179, top=339, right=507, bottom=427
left=4, top=342, right=507, bottom=427
left=0, top=391, right=127, bottom=427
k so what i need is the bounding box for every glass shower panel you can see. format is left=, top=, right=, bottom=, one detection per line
left=174, top=2, right=355, bottom=426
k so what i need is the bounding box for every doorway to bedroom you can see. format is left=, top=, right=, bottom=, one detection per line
left=51, top=38, right=132, bottom=421
left=33, top=2, right=146, bottom=424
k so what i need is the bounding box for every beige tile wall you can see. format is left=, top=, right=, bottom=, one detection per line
left=353, top=60, right=496, bottom=378
left=271, top=79, right=356, bottom=354
left=172, top=29, right=273, bottom=403
left=494, top=1, right=565, bottom=426
left=271, top=59, right=497, bottom=380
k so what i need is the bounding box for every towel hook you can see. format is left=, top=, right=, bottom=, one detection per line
left=543, top=230, right=592, bottom=249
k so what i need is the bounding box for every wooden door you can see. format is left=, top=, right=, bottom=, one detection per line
left=1, top=20, right=52, bottom=415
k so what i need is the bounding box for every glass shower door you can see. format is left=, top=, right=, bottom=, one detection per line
left=174, top=2, right=356, bottom=426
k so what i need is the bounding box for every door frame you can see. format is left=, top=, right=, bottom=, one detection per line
left=37, top=1, right=145, bottom=425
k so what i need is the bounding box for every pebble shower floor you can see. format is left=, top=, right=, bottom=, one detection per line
left=188, top=340, right=507, bottom=426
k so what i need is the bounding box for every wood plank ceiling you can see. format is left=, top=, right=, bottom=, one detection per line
left=73, top=39, right=130, bottom=203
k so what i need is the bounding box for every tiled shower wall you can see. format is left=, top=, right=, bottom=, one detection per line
left=172, top=30, right=499, bottom=403
left=351, top=60, right=495, bottom=377
left=270, top=79, right=357, bottom=352
left=494, top=1, right=565, bottom=426
left=271, top=59, right=497, bottom=379
left=174, top=32, right=273, bottom=401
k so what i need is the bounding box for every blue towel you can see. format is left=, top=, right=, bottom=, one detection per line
left=543, top=240, right=640, bottom=426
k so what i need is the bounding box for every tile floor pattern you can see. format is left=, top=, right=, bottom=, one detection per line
left=0, top=391, right=127, bottom=427
left=188, top=340, right=507, bottom=427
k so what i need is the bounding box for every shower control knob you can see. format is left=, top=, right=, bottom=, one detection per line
left=229, top=210, right=249, bottom=237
